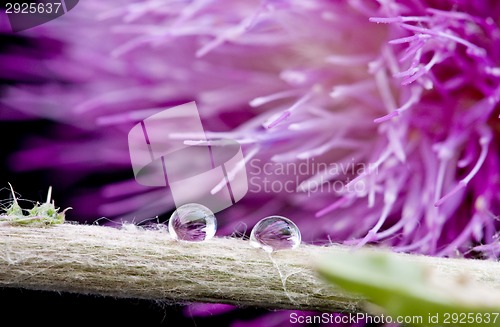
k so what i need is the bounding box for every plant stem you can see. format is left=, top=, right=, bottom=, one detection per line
left=0, top=224, right=498, bottom=311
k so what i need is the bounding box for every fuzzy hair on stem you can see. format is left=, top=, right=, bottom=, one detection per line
left=0, top=223, right=499, bottom=312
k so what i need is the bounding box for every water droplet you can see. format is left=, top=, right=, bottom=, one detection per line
left=250, top=216, right=301, bottom=252
left=168, top=203, right=216, bottom=242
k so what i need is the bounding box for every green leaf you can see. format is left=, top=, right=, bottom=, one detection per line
left=318, top=249, right=500, bottom=327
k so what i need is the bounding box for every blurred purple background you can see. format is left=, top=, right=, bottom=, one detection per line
left=1, top=0, right=500, bottom=325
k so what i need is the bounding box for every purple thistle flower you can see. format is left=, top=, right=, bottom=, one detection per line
left=2, top=0, right=500, bottom=262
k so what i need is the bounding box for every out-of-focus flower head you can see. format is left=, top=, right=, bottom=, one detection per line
left=1, top=0, right=500, bottom=263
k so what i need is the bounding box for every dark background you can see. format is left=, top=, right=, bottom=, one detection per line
left=0, top=288, right=269, bottom=326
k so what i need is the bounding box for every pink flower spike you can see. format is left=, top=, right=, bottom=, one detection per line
left=264, top=110, right=291, bottom=129
left=315, top=197, right=349, bottom=218
left=263, top=90, right=314, bottom=129
left=374, top=111, right=398, bottom=123
left=436, top=128, right=492, bottom=207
